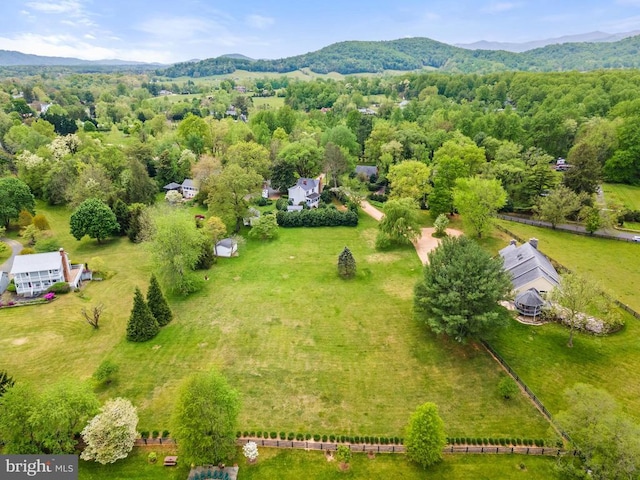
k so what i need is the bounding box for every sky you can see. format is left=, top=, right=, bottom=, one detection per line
left=1, top=1, right=640, bottom=63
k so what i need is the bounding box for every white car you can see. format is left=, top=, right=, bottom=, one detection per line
left=633, top=236, right=640, bottom=242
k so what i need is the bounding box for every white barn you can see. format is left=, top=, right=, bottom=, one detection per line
left=215, top=238, right=238, bottom=258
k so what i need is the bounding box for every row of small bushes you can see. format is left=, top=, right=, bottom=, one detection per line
left=367, top=193, right=388, bottom=203
left=276, top=209, right=358, bottom=227
left=237, top=431, right=403, bottom=445
left=140, top=430, right=170, bottom=439
left=446, top=437, right=546, bottom=447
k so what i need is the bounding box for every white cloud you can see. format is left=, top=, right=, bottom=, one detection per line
left=25, top=0, right=82, bottom=14
left=482, top=2, right=523, bottom=13
left=246, top=14, right=275, bottom=30
left=0, top=33, right=171, bottom=63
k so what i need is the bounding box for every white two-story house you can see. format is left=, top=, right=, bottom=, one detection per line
left=181, top=179, right=199, bottom=199
left=288, top=178, right=321, bottom=209
left=10, top=249, right=83, bottom=297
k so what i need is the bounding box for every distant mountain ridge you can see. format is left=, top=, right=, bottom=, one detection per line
left=160, top=34, right=640, bottom=77
left=456, top=30, right=640, bottom=52
left=0, top=49, right=158, bottom=66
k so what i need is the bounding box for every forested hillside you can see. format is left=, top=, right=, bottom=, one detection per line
left=161, top=35, right=640, bottom=77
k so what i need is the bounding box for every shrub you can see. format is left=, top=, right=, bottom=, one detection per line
left=276, top=209, right=358, bottom=228
left=19, top=247, right=35, bottom=255
left=354, top=436, right=360, bottom=444
left=140, top=431, right=149, bottom=439
left=244, top=431, right=249, bottom=438
left=32, top=214, right=51, bottom=231
left=275, top=198, right=289, bottom=211
left=296, top=433, right=303, bottom=441
left=498, top=377, right=519, bottom=399
left=329, top=435, right=335, bottom=442
left=152, top=430, right=159, bottom=438
left=147, top=452, right=157, bottom=463
left=7, top=282, right=15, bottom=293
left=47, top=282, right=71, bottom=294
left=92, top=360, right=119, bottom=385
left=270, top=432, right=277, bottom=439
left=305, top=433, right=312, bottom=440
left=279, top=431, right=286, bottom=440
left=162, top=430, right=170, bottom=438
left=340, top=435, right=346, bottom=443
left=250, top=431, right=255, bottom=437
left=367, top=193, right=388, bottom=203
left=34, top=237, right=60, bottom=253
left=288, top=432, right=294, bottom=441
left=313, top=434, right=320, bottom=442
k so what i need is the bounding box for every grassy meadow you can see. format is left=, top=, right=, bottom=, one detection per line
left=0, top=203, right=551, bottom=442
left=603, top=182, right=640, bottom=211
left=79, top=446, right=562, bottom=480
left=492, top=220, right=640, bottom=421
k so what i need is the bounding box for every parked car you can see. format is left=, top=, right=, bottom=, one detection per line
left=632, top=236, right=640, bottom=242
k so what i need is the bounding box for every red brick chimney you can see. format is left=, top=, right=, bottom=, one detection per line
left=59, top=248, right=71, bottom=283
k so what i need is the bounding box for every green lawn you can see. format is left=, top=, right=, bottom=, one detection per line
left=0, top=204, right=551, bottom=442
left=251, top=96, right=285, bottom=110
left=492, top=220, right=640, bottom=421
left=603, top=182, right=640, bottom=210
left=79, top=447, right=562, bottom=480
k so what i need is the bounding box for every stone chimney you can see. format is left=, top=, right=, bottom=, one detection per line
left=59, top=248, right=71, bottom=283
left=509, top=239, right=517, bottom=246
left=529, top=238, right=538, bottom=249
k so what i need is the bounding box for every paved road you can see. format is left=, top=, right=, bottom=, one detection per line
left=497, top=214, right=640, bottom=242
left=0, top=237, right=23, bottom=273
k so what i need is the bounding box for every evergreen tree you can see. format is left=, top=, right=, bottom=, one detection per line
left=146, top=275, right=173, bottom=327
left=337, top=246, right=356, bottom=279
left=111, top=199, right=129, bottom=236
left=126, top=287, right=159, bottom=341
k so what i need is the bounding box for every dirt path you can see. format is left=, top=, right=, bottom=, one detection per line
left=360, top=201, right=463, bottom=264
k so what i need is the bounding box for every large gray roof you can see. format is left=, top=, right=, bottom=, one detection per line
left=499, top=241, right=560, bottom=291
left=295, top=178, right=318, bottom=192
left=182, top=179, right=196, bottom=188
left=216, top=238, right=236, bottom=248
left=10, top=251, right=62, bottom=274
left=355, top=165, right=378, bottom=177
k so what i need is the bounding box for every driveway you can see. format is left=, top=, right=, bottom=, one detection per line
left=0, top=237, right=23, bottom=273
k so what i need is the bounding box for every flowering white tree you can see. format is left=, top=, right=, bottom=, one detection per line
left=165, top=190, right=183, bottom=205
left=81, top=397, right=139, bottom=464
left=242, top=441, right=259, bottom=463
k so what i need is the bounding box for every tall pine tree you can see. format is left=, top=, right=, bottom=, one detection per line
left=337, top=246, right=356, bottom=279
left=126, top=287, right=159, bottom=342
left=146, top=275, right=173, bottom=327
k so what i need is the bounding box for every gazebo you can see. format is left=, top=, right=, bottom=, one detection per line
left=514, top=288, right=546, bottom=317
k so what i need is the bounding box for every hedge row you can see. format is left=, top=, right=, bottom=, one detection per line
left=237, top=431, right=402, bottom=445
left=446, top=437, right=546, bottom=447
left=276, top=209, right=358, bottom=227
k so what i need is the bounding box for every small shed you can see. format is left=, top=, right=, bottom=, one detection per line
left=215, top=238, right=238, bottom=258
left=514, top=288, right=546, bottom=317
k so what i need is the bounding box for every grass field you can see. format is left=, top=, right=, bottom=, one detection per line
left=251, top=96, right=285, bottom=110
left=492, top=220, right=640, bottom=421
left=0, top=204, right=551, bottom=442
left=79, top=446, right=562, bottom=480
left=603, top=182, right=640, bottom=210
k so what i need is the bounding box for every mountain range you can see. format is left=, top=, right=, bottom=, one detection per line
left=456, top=30, right=640, bottom=52
left=4, top=30, right=640, bottom=76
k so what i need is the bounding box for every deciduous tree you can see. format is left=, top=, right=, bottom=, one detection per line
left=248, top=214, right=279, bottom=241
left=81, top=398, right=138, bottom=464
left=405, top=402, right=446, bottom=468
left=556, top=384, right=640, bottom=480
left=70, top=198, right=119, bottom=243
left=0, top=176, right=35, bottom=229
left=207, top=164, right=262, bottom=233
left=152, top=210, right=205, bottom=295
left=387, top=160, right=431, bottom=205
left=377, top=198, right=421, bottom=247
left=414, top=236, right=511, bottom=342
left=534, top=185, right=582, bottom=229
left=453, top=176, right=507, bottom=238
left=172, top=370, right=240, bottom=465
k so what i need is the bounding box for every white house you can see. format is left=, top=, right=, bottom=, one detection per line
left=181, top=179, right=199, bottom=199
left=215, top=238, right=238, bottom=258
left=288, top=178, right=321, bottom=208
left=10, top=249, right=83, bottom=297
left=499, top=238, right=560, bottom=295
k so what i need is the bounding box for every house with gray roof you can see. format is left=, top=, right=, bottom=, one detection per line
left=215, top=238, right=238, bottom=258
left=10, top=248, right=83, bottom=297
left=499, top=238, right=560, bottom=295
left=288, top=178, right=321, bottom=209
left=181, top=179, right=199, bottom=199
